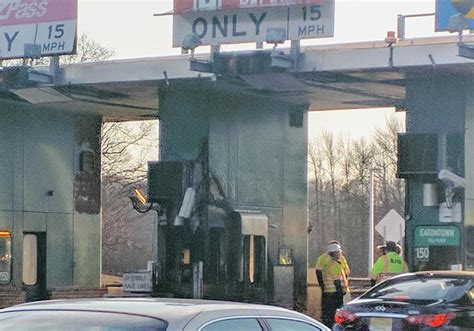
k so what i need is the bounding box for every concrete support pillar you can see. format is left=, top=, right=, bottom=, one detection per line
left=464, top=77, right=474, bottom=269
left=281, top=105, right=308, bottom=309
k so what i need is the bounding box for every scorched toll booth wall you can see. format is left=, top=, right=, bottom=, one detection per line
left=151, top=83, right=309, bottom=307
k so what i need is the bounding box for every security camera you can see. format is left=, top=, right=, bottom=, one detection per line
left=438, top=169, right=466, bottom=188
left=266, top=28, right=286, bottom=46
left=181, top=33, right=202, bottom=56
left=448, top=13, right=469, bottom=33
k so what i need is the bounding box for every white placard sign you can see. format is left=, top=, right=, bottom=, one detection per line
left=173, top=0, right=334, bottom=47
left=375, top=209, right=405, bottom=243
left=439, top=202, right=462, bottom=223
left=0, top=0, right=77, bottom=59
left=123, top=272, right=152, bottom=293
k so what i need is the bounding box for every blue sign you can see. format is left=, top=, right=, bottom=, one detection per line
left=436, top=0, right=474, bottom=31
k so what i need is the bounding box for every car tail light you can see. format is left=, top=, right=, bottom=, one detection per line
left=406, top=313, right=455, bottom=328
left=334, top=309, right=358, bottom=324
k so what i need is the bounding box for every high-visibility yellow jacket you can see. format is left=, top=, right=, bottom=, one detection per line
left=316, top=253, right=350, bottom=276
left=370, top=251, right=408, bottom=283
left=322, top=258, right=349, bottom=294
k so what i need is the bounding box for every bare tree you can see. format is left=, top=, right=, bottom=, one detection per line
left=62, top=34, right=115, bottom=64
left=308, top=140, right=327, bottom=257
left=308, top=115, right=405, bottom=277
left=101, top=121, right=159, bottom=275
left=1, top=33, right=114, bottom=67
left=338, top=134, right=353, bottom=193
left=351, top=137, right=375, bottom=198
left=321, top=131, right=340, bottom=234
left=101, top=122, right=155, bottom=184
left=373, top=115, right=405, bottom=216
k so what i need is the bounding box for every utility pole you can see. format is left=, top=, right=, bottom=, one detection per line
left=368, top=171, right=375, bottom=276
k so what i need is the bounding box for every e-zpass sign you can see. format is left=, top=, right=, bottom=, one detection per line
left=0, top=0, right=77, bottom=59
left=173, top=0, right=334, bottom=47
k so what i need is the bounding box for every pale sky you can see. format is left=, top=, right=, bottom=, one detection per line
left=78, top=0, right=447, bottom=59
left=308, top=108, right=405, bottom=139
left=77, top=0, right=443, bottom=138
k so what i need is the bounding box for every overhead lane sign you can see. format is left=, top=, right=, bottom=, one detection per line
left=173, top=0, right=334, bottom=46
left=436, top=0, right=474, bottom=31
left=0, top=0, right=77, bottom=60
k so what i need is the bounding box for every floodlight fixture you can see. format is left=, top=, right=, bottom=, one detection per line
left=266, top=28, right=286, bottom=48
left=182, top=33, right=202, bottom=57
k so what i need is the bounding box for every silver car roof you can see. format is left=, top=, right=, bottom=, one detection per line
left=0, top=298, right=328, bottom=331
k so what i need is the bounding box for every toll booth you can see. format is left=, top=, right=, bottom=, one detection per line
left=398, top=73, right=474, bottom=271
left=0, top=102, right=102, bottom=305
left=146, top=82, right=309, bottom=307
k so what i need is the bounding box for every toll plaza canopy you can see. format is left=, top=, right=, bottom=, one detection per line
left=174, top=0, right=325, bottom=14
left=0, top=34, right=473, bottom=122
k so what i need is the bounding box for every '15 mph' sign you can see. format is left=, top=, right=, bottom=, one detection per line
left=173, top=0, right=334, bottom=47
left=0, top=0, right=77, bottom=59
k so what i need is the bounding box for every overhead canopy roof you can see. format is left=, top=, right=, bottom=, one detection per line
left=0, top=35, right=473, bottom=122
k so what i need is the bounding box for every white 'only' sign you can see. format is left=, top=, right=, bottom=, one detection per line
left=173, top=0, right=334, bottom=47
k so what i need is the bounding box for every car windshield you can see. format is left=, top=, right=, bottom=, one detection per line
left=362, top=277, right=473, bottom=305
left=0, top=310, right=168, bottom=330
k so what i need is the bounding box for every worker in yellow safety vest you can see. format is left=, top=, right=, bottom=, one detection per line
left=315, top=240, right=350, bottom=289
left=370, top=241, right=409, bottom=286
left=319, top=243, right=349, bottom=328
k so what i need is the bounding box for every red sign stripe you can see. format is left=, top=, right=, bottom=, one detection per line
left=0, top=0, right=77, bottom=27
left=174, top=0, right=325, bottom=15
left=174, top=0, right=194, bottom=14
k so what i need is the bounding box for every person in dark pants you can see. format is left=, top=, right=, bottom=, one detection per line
left=316, top=241, right=350, bottom=325
left=318, top=243, right=348, bottom=328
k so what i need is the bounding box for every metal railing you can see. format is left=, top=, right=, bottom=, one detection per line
left=397, top=13, right=436, bottom=40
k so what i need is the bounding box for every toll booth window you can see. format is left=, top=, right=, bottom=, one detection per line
left=0, top=231, right=12, bottom=284
left=209, top=228, right=226, bottom=284
left=242, top=235, right=266, bottom=285
left=182, top=248, right=191, bottom=265
left=79, top=150, right=96, bottom=173
left=23, top=234, right=38, bottom=285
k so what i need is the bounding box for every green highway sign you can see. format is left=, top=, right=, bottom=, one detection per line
left=415, top=226, right=460, bottom=246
